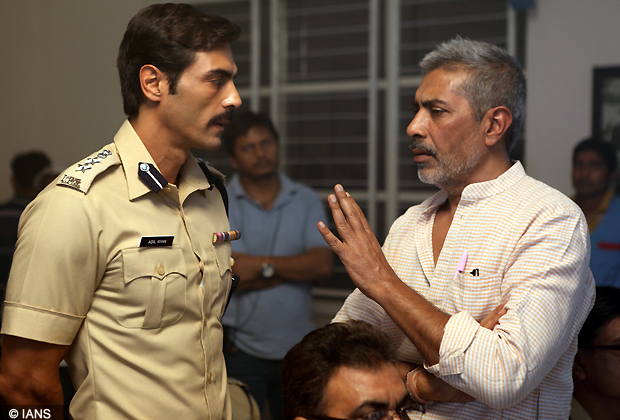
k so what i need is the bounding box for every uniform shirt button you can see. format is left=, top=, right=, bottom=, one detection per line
left=203, top=316, right=208, bottom=326
left=157, top=265, right=165, bottom=275
left=207, top=372, right=213, bottom=383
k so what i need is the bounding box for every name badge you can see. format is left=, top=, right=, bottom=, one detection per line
left=139, top=235, right=174, bottom=247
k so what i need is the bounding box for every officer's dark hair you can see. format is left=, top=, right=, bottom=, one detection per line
left=11, top=151, right=51, bottom=190
left=117, top=3, right=240, bottom=119
left=282, top=321, right=397, bottom=420
left=222, top=111, right=279, bottom=157
left=578, top=286, right=620, bottom=348
left=572, top=138, right=617, bottom=174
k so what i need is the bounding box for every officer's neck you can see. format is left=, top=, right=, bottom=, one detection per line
left=130, top=115, right=187, bottom=185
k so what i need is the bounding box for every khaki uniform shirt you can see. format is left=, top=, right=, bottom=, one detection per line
left=2, top=121, right=233, bottom=420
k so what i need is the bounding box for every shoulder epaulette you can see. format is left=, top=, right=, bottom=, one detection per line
left=196, top=159, right=229, bottom=216
left=200, top=160, right=226, bottom=184
left=57, top=144, right=120, bottom=194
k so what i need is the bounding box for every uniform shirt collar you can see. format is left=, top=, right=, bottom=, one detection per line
left=114, top=120, right=212, bottom=200
left=178, top=156, right=213, bottom=201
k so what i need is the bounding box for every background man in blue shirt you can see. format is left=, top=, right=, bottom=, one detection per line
left=572, top=138, right=620, bottom=287
left=221, top=111, right=333, bottom=420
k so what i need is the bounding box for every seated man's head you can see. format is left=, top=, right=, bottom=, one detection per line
left=283, top=321, right=417, bottom=420
left=573, top=286, right=620, bottom=415
left=572, top=138, right=617, bottom=199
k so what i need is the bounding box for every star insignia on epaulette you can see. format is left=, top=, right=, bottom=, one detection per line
left=75, top=149, right=112, bottom=173
left=76, top=164, right=92, bottom=173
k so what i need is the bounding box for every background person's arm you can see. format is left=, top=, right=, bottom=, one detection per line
left=232, top=247, right=333, bottom=291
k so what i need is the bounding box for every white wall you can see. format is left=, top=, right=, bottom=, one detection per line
left=525, top=0, right=620, bottom=195
left=0, top=0, right=153, bottom=201
left=2, top=1, right=620, bottom=200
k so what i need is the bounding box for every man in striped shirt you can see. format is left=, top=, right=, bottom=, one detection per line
left=318, top=37, right=595, bottom=419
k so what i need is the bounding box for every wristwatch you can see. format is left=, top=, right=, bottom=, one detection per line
left=261, top=257, right=275, bottom=278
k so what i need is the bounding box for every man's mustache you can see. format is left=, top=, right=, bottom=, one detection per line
left=208, top=109, right=235, bottom=127
left=410, top=138, right=437, bottom=157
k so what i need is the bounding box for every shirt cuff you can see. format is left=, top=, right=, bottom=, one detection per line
left=1, top=302, right=84, bottom=345
left=424, top=311, right=479, bottom=376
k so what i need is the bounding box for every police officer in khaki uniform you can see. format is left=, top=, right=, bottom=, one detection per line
left=0, top=4, right=242, bottom=420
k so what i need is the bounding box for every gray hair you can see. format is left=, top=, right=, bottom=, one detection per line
left=420, top=37, right=526, bottom=152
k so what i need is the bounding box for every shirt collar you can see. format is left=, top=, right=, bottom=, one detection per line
left=460, top=160, right=526, bottom=201
left=572, top=188, right=615, bottom=233
left=177, top=157, right=213, bottom=200
left=229, top=172, right=298, bottom=209
left=114, top=120, right=212, bottom=200
left=422, top=161, right=526, bottom=214
left=598, top=188, right=614, bottom=213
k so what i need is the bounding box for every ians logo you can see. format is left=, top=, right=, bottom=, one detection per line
left=8, top=408, right=52, bottom=419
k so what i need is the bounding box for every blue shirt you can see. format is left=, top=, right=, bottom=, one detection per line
left=589, top=195, right=620, bottom=287
left=222, top=172, right=328, bottom=359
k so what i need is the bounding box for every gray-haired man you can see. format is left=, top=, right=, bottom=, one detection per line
left=319, top=37, right=595, bottom=419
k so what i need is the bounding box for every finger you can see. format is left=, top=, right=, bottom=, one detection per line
left=479, top=302, right=507, bottom=330
left=493, top=302, right=508, bottom=317
left=348, top=195, right=373, bottom=233
left=328, top=193, right=357, bottom=239
left=318, top=221, right=345, bottom=254
left=334, top=185, right=376, bottom=235
left=334, top=185, right=368, bottom=232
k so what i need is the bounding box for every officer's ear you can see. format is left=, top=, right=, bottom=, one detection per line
left=139, top=64, right=166, bottom=103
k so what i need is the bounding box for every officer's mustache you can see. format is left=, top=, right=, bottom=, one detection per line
left=208, top=109, right=235, bottom=127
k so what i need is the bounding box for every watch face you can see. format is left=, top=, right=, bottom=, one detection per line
left=261, top=263, right=275, bottom=278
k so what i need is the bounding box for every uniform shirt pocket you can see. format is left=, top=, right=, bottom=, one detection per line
left=116, top=246, right=187, bottom=329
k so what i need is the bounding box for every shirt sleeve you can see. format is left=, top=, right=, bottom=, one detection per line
left=1, top=187, right=101, bottom=345
left=425, top=204, right=595, bottom=409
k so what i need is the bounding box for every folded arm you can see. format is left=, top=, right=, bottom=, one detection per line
left=394, top=303, right=507, bottom=404
left=232, top=247, right=333, bottom=291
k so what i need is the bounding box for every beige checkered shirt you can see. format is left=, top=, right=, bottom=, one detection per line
left=334, top=162, right=595, bottom=419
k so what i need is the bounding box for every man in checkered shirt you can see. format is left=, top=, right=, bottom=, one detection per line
left=318, top=37, right=595, bottom=419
